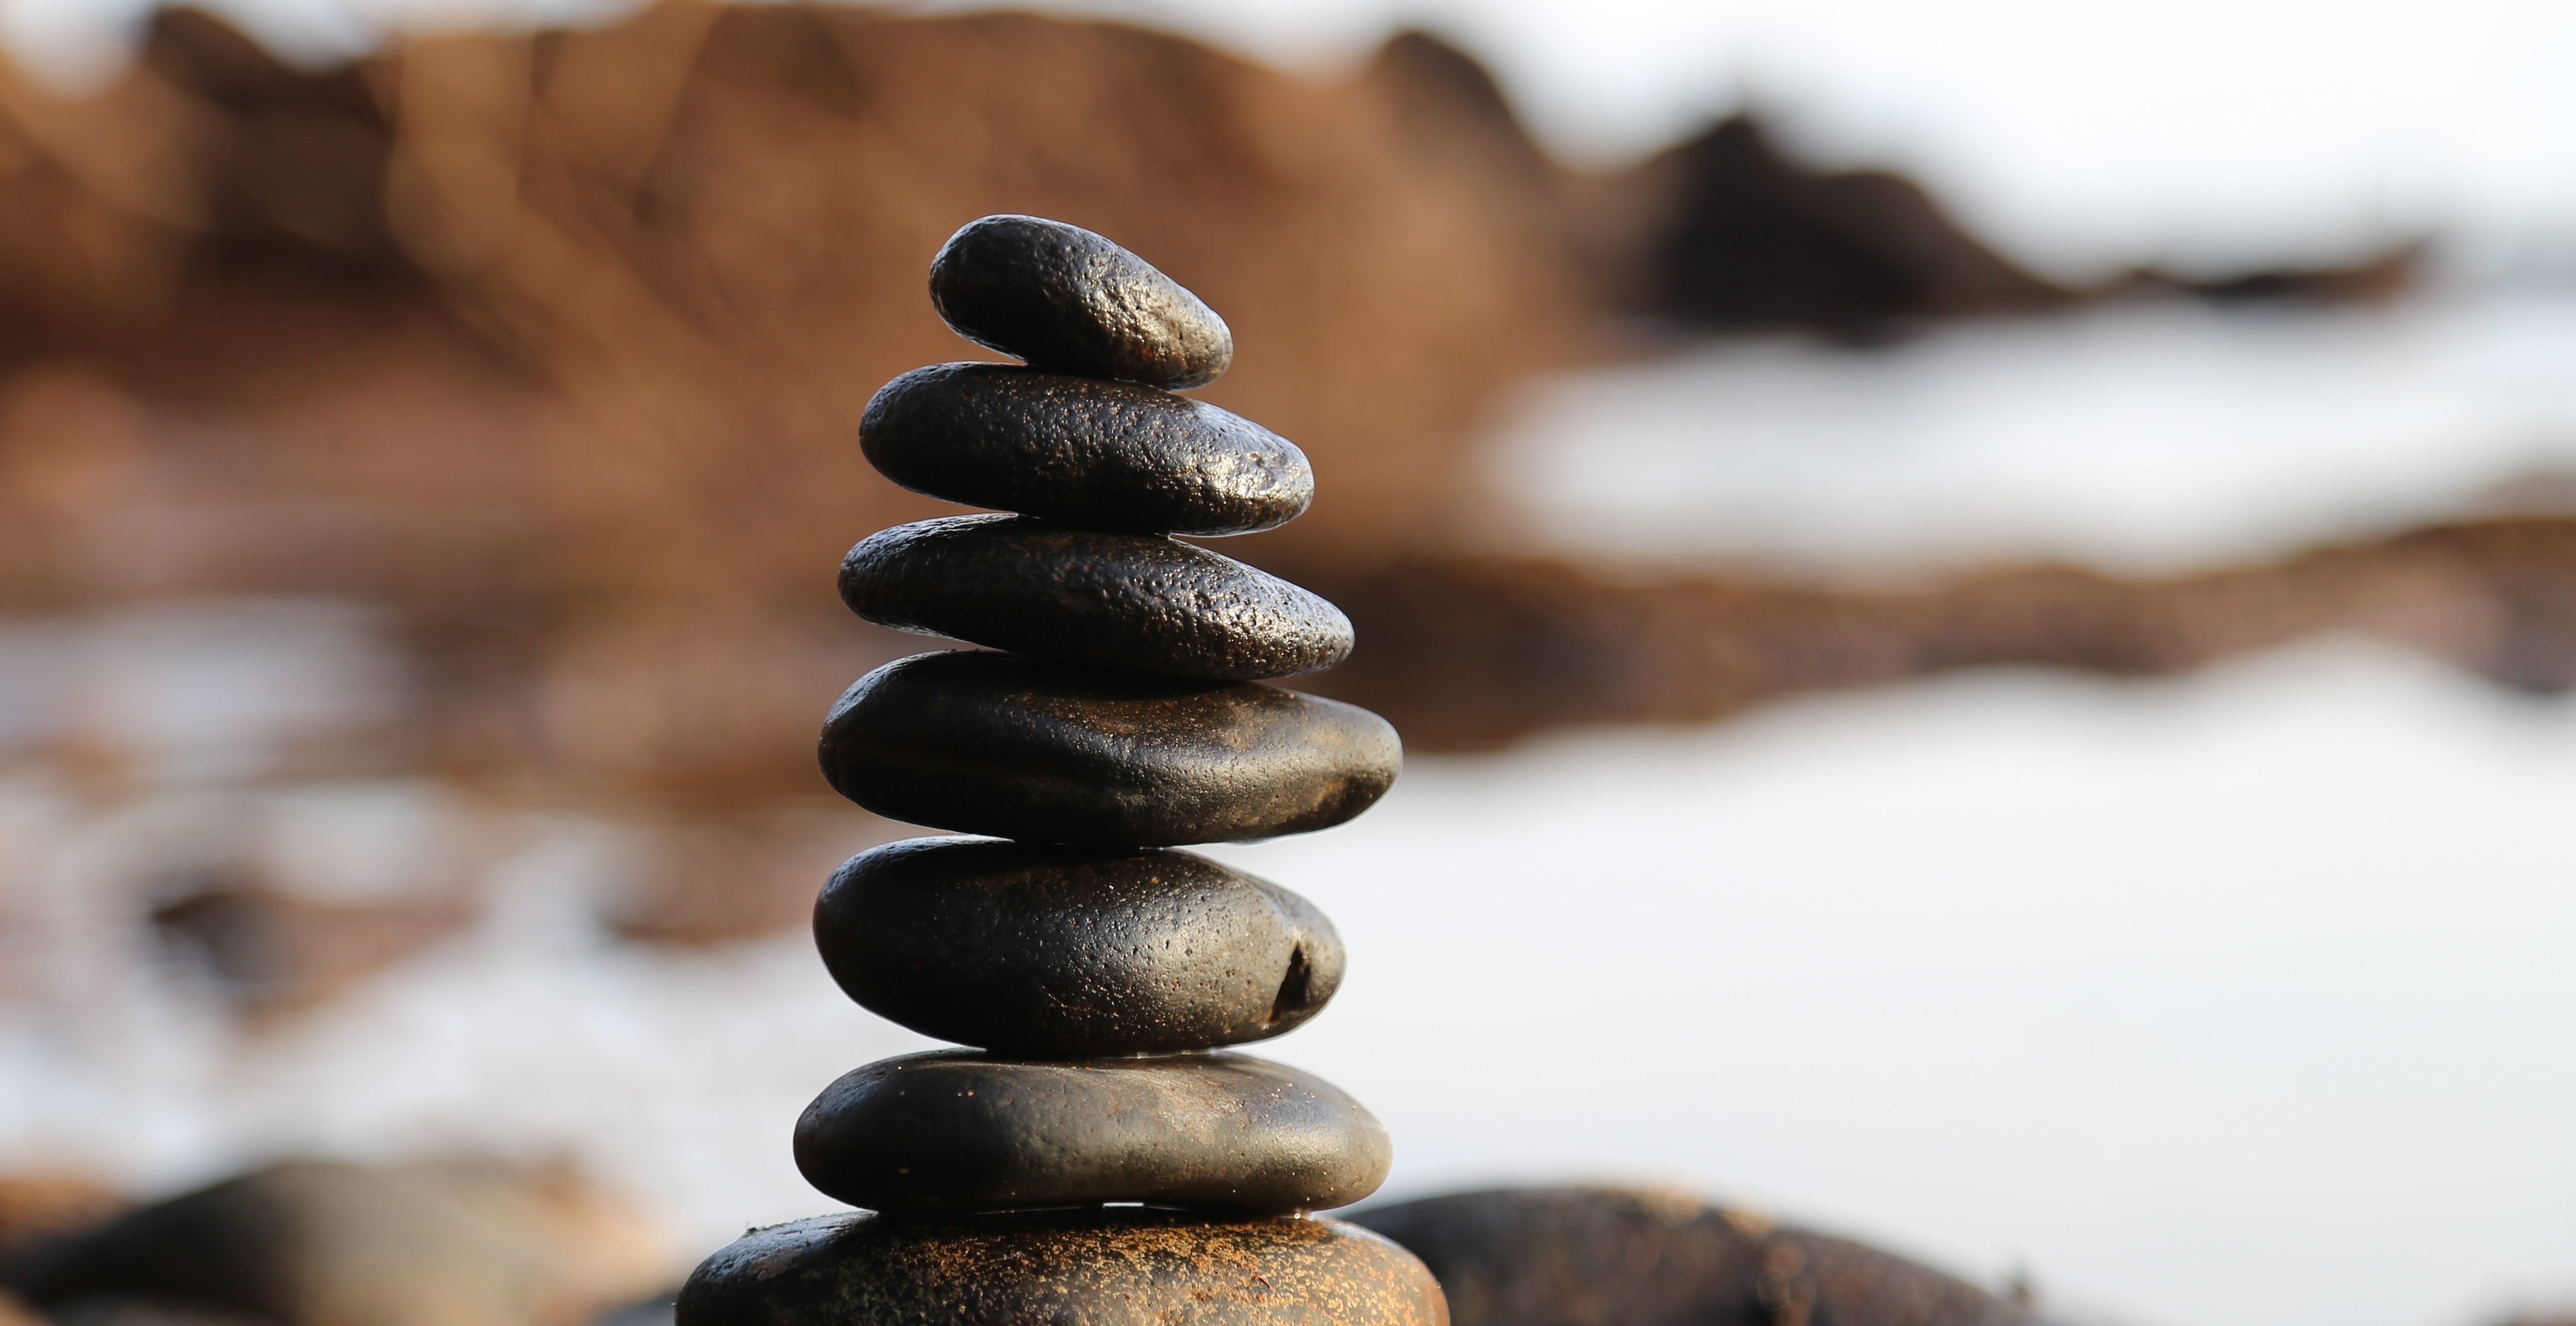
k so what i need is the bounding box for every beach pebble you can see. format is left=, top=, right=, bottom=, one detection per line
left=818, top=651, right=1399, bottom=846
left=814, top=837, right=1343, bottom=1056
left=840, top=515, right=1352, bottom=680
left=793, top=1051, right=1390, bottom=1215
left=861, top=364, right=1309, bottom=536
left=930, top=214, right=1233, bottom=389
left=676, top=1209, right=1443, bottom=1326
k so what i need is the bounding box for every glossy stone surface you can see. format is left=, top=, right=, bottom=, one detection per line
left=676, top=1210, right=1446, bottom=1326
left=793, top=1051, right=1389, bottom=1215
left=840, top=515, right=1353, bottom=680
left=860, top=363, right=1309, bottom=536
left=814, top=837, right=1343, bottom=1056
left=818, top=651, right=1399, bottom=846
left=929, top=214, right=1233, bottom=389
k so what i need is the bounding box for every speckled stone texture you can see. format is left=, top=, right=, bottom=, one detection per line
left=678, top=1210, right=1445, bottom=1326
left=860, top=363, right=1309, bottom=535
left=814, top=837, right=1342, bottom=1056
left=818, top=651, right=1400, bottom=846
left=794, top=1051, right=1391, bottom=1214
left=929, top=214, right=1234, bottom=389
left=841, top=515, right=1352, bottom=680
left=1352, top=1188, right=2038, bottom=1326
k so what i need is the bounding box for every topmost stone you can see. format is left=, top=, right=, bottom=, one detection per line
left=930, top=216, right=1234, bottom=390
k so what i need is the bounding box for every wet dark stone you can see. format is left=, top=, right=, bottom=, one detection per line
left=1351, top=1188, right=2035, bottom=1326
left=814, top=837, right=1343, bottom=1056
left=860, top=364, right=1309, bottom=536
left=840, top=515, right=1353, bottom=680
left=676, top=1209, right=1445, bottom=1326
left=929, top=214, right=1233, bottom=389
left=794, top=1051, right=1389, bottom=1215
left=818, top=651, right=1399, bottom=846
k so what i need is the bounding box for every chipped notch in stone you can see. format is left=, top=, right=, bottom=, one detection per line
left=1269, top=946, right=1312, bottom=1026
left=929, top=215, right=1234, bottom=389
left=814, top=837, right=1346, bottom=1056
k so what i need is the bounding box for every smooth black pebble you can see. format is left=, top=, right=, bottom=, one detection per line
left=840, top=515, right=1352, bottom=680
left=861, top=364, right=1309, bottom=536
left=793, top=1051, right=1390, bottom=1215
left=930, top=214, right=1233, bottom=389
left=814, top=837, right=1343, bottom=1056
left=676, top=1209, right=1446, bottom=1326
left=818, top=651, right=1399, bottom=847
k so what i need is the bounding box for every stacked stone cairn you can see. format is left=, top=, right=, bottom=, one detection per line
left=677, top=216, right=1447, bottom=1326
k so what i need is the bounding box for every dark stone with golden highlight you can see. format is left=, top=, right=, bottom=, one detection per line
left=793, top=1051, right=1390, bottom=1215
left=929, top=214, right=1234, bottom=389
left=675, top=1209, right=1445, bottom=1326
left=814, top=837, right=1343, bottom=1056
left=818, top=651, right=1400, bottom=846
left=860, top=363, right=1309, bottom=536
left=840, top=514, right=1353, bottom=680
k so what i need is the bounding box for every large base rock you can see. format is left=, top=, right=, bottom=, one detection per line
left=677, top=1209, right=1445, bottom=1326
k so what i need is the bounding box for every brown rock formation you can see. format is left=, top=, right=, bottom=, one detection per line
left=1625, top=116, right=2075, bottom=336
left=1305, top=516, right=2569, bottom=750
left=0, top=3, right=2475, bottom=809
left=0, top=4, right=1587, bottom=798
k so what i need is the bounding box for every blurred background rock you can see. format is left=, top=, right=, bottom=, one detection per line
left=3, top=4, right=2575, bottom=1326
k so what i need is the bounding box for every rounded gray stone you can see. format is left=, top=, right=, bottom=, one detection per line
left=840, top=515, right=1353, bottom=680
left=814, top=837, right=1344, bottom=1056
left=860, top=363, right=1310, bottom=536
left=793, top=1051, right=1390, bottom=1215
left=675, top=1210, right=1447, bottom=1326
left=817, top=651, right=1400, bottom=846
left=929, top=214, right=1233, bottom=389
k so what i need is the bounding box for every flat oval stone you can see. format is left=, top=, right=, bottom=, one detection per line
left=793, top=1051, right=1390, bottom=1215
left=860, top=364, right=1310, bottom=536
left=819, top=651, right=1399, bottom=846
left=815, top=837, right=1344, bottom=1056
left=676, top=1209, right=1446, bottom=1326
left=929, top=214, right=1234, bottom=389
left=840, top=515, right=1353, bottom=680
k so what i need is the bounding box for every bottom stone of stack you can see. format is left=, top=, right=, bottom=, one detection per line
left=676, top=1208, right=1448, bottom=1326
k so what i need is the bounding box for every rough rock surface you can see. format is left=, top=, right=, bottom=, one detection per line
left=860, top=364, right=1313, bottom=536
left=840, top=516, right=1352, bottom=679
left=794, top=1051, right=1390, bottom=1214
left=814, top=837, right=1342, bottom=1055
left=1352, top=1188, right=2037, bottom=1326
left=677, top=1210, right=1445, bottom=1326
left=930, top=214, right=1234, bottom=389
left=818, top=651, right=1400, bottom=846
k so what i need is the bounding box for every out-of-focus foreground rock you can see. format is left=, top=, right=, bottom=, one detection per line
left=0, top=1175, right=2073, bottom=1326
left=8, top=1161, right=669, bottom=1326
left=1354, top=1187, right=2042, bottom=1326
